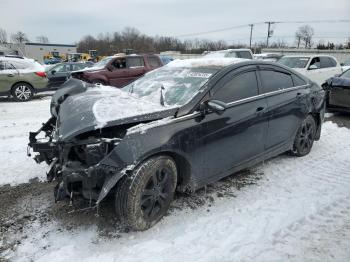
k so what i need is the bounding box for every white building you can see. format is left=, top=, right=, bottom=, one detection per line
left=0, top=42, right=77, bottom=63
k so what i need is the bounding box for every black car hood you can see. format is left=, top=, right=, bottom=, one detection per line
left=52, top=79, right=178, bottom=141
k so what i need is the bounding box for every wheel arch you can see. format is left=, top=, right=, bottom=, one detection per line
left=11, top=81, right=34, bottom=91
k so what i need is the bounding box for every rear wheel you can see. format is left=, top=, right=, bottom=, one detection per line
left=115, top=156, right=177, bottom=231
left=292, top=115, right=316, bottom=156
left=11, top=83, right=34, bottom=102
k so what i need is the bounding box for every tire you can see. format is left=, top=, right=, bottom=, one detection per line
left=292, top=115, right=316, bottom=157
left=92, top=79, right=106, bottom=85
left=11, top=83, right=34, bottom=102
left=115, top=156, right=177, bottom=231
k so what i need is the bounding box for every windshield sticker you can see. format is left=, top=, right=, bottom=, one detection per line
left=187, top=72, right=212, bottom=78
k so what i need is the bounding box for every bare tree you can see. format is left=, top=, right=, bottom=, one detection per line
left=11, top=31, right=29, bottom=43
left=0, top=28, right=7, bottom=44
left=36, top=35, right=49, bottom=44
left=295, top=25, right=314, bottom=48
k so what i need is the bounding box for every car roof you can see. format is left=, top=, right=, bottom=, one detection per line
left=281, top=54, right=337, bottom=59
left=165, top=57, right=248, bottom=69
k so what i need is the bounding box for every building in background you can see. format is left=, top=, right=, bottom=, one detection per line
left=0, top=42, right=77, bottom=63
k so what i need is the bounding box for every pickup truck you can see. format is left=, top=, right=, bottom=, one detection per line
left=71, top=54, right=163, bottom=87
left=278, top=55, right=342, bottom=85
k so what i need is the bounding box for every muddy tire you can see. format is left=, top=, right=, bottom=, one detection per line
left=292, top=115, right=316, bottom=157
left=115, top=156, right=177, bottom=231
left=11, top=83, right=34, bottom=102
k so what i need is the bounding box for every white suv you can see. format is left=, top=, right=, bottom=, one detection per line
left=278, top=55, right=342, bottom=85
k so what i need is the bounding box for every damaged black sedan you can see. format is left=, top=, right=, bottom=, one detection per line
left=28, top=58, right=325, bottom=230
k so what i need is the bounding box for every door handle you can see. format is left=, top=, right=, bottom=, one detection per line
left=256, top=107, right=265, bottom=115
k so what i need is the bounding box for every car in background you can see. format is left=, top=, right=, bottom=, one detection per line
left=323, top=69, right=350, bottom=112
left=47, top=62, right=91, bottom=89
left=254, top=53, right=283, bottom=62
left=278, top=55, right=342, bottom=85
left=29, top=58, right=325, bottom=231
left=204, top=49, right=254, bottom=59
left=71, top=54, right=163, bottom=87
left=340, top=59, right=350, bottom=72
left=158, top=55, right=173, bottom=65
left=0, top=57, right=48, bottom=101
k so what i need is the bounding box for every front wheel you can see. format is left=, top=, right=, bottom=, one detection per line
left=115, top=156, right=177, bottom=231
left=292, top=115, right=316, bottom=157
left=11, top=83, right=34, bottom=101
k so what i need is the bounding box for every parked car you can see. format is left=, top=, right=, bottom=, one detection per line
left=158, top=55, right=173, bottom=65
left=28, top=58, right=325, bottom=231
left=71, top=54, right=163, bottom=87
left=340, top=59, right=350, bottom=72
left=254, top=53, right=283, bottom=62
left=278, top=55, right=342, bottom=85
left=323, top=69, right=350, bottom=112
left=204, top=49, right=254, bottom=59
left=47, top=62, right=91, bottom=89
left=0, top=57, right=48, bottom=101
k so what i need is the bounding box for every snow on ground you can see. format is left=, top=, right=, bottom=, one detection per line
left=0, top=95, right=51, bottom=185
left=1, top=97, right=350, bottom=261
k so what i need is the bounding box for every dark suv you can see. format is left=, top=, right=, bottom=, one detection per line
left=71, top=54, right=163, bottom=87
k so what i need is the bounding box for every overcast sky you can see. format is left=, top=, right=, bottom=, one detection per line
left=1, top=0, right=350, bottom=46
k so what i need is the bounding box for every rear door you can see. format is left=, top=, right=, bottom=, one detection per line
left=258, top=66, right=309, bottom=151
left=197, top=66, right=268, bottom=180
left=48, top=64, right=70, bottom=87
left=107, top=57, right=130, bottom=87
left=0, top=61, right=18, bottom=93
left=126, top=56, right=146, bottom=83
left=320, top=57, right=342, bottom=81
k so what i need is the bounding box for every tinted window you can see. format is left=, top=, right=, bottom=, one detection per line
left=320, top=57, right=336, bottom=68
left=126, top=57, right=144, bottom=68
left=237, top=51, right=253, bottom=59
left=148, top=56, right=161, bottom=67
left=112, top=58, right=126, bottom=68
left=260, top=70, right=293, bottom=93
left=213, top=71, right=259, bottom=103
left=292, top=74, right=307, bottom=86
left=0, top=61, right=4, bottom=70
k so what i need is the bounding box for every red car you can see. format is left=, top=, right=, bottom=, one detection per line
left=71, top=54, right=163, bottom=87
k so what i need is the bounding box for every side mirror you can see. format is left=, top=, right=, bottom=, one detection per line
left=106, top=65, right=114, bottom=71
left=308, top=65, right=318, bottom=70
left=340, top=63, right=344, bottom=66
left=201, top=100, right=227, bottom=115
left=51, top=70, right=56, bottom=75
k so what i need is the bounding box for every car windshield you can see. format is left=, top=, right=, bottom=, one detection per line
left=341, top=69, right=350, bottom=78
left=205, top=51, right=238, bottom=58
left=122, top=66, right=218, bottom=107
left=278, top=57, right=310, bottom=68
left=93, top=57, right=113, bottom=68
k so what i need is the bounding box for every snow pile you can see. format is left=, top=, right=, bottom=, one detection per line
left=2, top=120, right=350, bottom=261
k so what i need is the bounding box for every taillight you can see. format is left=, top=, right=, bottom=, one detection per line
left=35, top=72, right=46, bottom=78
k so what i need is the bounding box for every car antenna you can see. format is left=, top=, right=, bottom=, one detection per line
left=160, top=85, right=165, bottom=106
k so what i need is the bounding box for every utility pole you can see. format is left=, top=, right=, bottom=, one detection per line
left=249, top=24, right=254, bottom=49
left=265, top=21, right=275, bottom=48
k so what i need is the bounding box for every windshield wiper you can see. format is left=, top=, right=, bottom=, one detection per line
left=160, top=85, right=165, bottom=106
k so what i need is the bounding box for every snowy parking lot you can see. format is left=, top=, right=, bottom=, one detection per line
left=1, top=94, right=350, bottom=261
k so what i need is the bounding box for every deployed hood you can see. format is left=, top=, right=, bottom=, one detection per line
left=52, top=79, right=178, bottom=141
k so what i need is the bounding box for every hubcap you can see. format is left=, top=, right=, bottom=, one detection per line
left=141, top=168, right=170, bottom=220
left=15, top=85, right=32, bottom=100
left=299, top=121, right=314, bottom=151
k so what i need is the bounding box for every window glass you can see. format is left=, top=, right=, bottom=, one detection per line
left=278, top=57, right=310, bottom=68
left=72, top=64, right=86, bottom=71
left=320, top=57, right=336, bottom=68
left=237, top=51, right=253, bottom=59
left=224, top=52, right=238, bottom=58
left=148, top=56, right=161, bottom=67
left=0, top=61, right=4, bottom=70
left=113, top=58, right=127, bottom=68
left=53, top=64, right=68, bottom=72
left=309, top=57, right=320, bottom=69
left=213, top=71, right=259, bottom=103
left=292, top=74, right=307, bottom=86
left=260, top=70, right=293, bottom=93
left=126, top=57, right=144, bottom=68
left=9, top=60, right=30, bottom=69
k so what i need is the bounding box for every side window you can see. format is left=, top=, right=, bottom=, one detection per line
left=237, top=51, right=253, bottom=59
left=292, top=74, right=307, bottom=86
left=225, top=52, right=238, bottom=58
left=260, top=70, right=294, bottom=93
left=5, top=62, right=16, bottom=70
left=0, top=61, right=4, bottom=70
left=320, top=57, right=336, bottom=68
left=112, top=58, right=127, bottom=69
left=309, top=57, right=320, bottom=69
left=71, top=64, right=86, bottom=71
left=8, top=61, right=28, bottom=69
left=126, top=57, right=144, bottom=68
left=54, top=64, right=68, bottom=72
left=213, top=71, right=259, bottom=103
left=147, top=56, right=161, bottom=67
